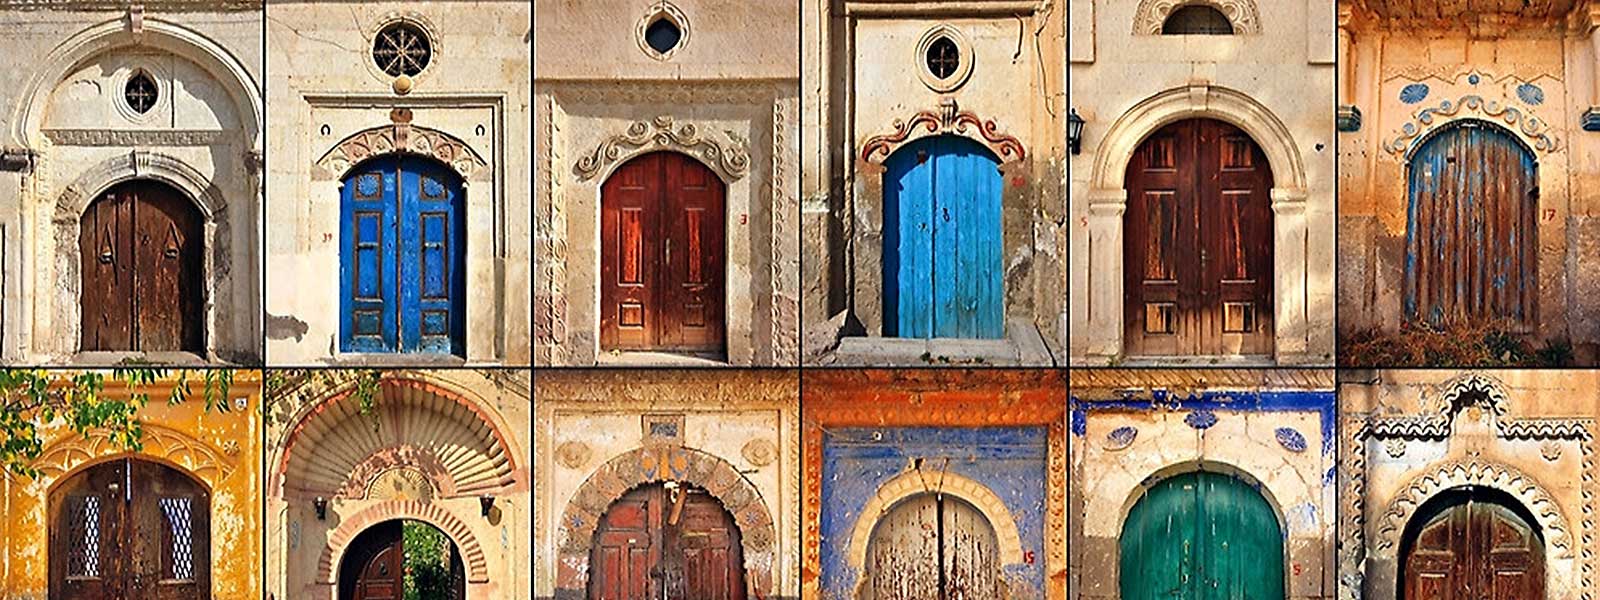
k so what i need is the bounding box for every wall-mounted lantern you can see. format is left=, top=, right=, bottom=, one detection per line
left=1068, top=108, right=1085, bottom=155
left=480, top=495, right=495, bottom=518
left=314, top=497, right=328, bottom=521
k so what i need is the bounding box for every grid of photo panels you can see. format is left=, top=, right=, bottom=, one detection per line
left=0, top=0, right=1588, bottom=599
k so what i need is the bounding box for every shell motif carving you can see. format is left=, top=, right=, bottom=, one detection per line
left=574, top=116, right=750, bottom=182
left=1275, top=427, right=1307, bottom=453
left=1103, top=426, right=1138, bottom=451
left=1133, top=0, right=1261, bottom=34
left=1185, top=409, right=1218, bottom=430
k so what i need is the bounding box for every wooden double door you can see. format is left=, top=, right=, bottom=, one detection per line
left=1403, top=491, right=1543, bottom=600
left=49, top=458, right=210, bottom=600
left=339, top=520, right=465, bottom=600
left=1125, top=118, right=1273, bottom=357
left=883, top=135, right=1004, bottom=339
left=601, top=152, right=726, bottom=353
left=1120, top=471, right=1283, bottom=600
left=340, top=156, right=467, bottom=355
left=80, top=180, right=205, bottom=353
left=590, top=483, right=745, bottom=600
left=862, top=493, right=1001, bottom=599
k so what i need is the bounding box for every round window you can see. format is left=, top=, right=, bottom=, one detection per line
left=124, top=71, right=158, bottom=114
left=915, top=26, right=973, bottom=93
left=372, top=22, right=432, bottom=77
left=925, top=37, right=960, bottom=80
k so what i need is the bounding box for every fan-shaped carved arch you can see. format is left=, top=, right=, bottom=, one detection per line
left=276, top=378, right=520, bottom=501
left=1377, top=460, right=1573, bottom=559
left=1133, top=0, right=1261, bottom=34
left=844, top=470, right=1025, bottom=570
left=316, top=499, right=489, bottom=584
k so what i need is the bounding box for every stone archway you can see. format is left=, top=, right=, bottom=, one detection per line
left=314, top=110, right=489, bottom=182
left=1132, top=0, right=1262, bottom=34
left=843, top=470, right=1026, bottom=570
left=317, top=499, right=490, bottom=584
left=555, top=445, right=777, bottom=598
left=1376, top=460, right=1573, bottom=559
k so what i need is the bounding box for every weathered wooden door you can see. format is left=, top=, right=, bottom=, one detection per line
left=884, top=135, right=1004, bottom=339
left=340, top=156, right=466, bottom=355
left=590, top=483, right=746, bottom=600
left=343, top=521, right=403, bottom=600
left=49, top=458, right=211, bottom=600
left=1120, top=471, right=1283, bottom=600
left=1405, top=121, right=1538, bottom=330
left=1124, top=118, right=1274, bottom=356
left=1403, top=493, right=1543, bottom=600
left=80, top=180, right=204, bottom=352
left=601, top=152, right=727, bottom=353
left=861, top=493, right=1000, bottom=600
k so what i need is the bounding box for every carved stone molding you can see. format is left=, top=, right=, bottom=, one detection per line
left=1376, top=460, right=1574, bottom=557
left=859, top=98, right=1026, bottom=164
left=43, top=129, right=226, bottom=147
left=317, top=499, right=489, bottom=584
left=315, top=110, right=488, bottom=179
left=1133, top=0, right=1262, bottom=34
left=32, top=422, right=239, bottom=485
left=573, top=115, right=751, bottom=182
left=1384, top=94, right=1559, bottom=155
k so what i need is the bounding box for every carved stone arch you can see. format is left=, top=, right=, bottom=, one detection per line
left=315, top=118, right=489, bottom=182
left=859, top=98, right=1026, bottom=165
left=1376, top=460, right=1574, bottom=559
left=316, top=499, right=490, bottom=584
left=1090, top=84, right=1305, bottom=193
left=1429, top=371, right=1514, bottom=418
left=1133, top=0, right=1262, bottom=35
left=844, top=470, right=1026, bottom=571
left=556, top=445, right=777, bottom=598
left=34, top=422, right=239, bottom=491
left=53, top=151, right=226, bottom=224
left=574, top=115, right=751, bottom=183
left=1385, top=95, right=1558, bottom=157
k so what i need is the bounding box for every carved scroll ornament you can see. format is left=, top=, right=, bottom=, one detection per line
left=859, top=98, right=1026, bottom=164
left=574, top=116, right=750, bottom=182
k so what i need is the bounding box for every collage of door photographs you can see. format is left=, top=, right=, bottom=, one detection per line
left=0, top=0, right=1589, bottom=599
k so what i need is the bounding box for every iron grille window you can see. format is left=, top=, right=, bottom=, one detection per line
left=1162, top=5, right=1235, bottom=35
left=125, top=72, right=158, bottom=114
left=926, top=36, right=960, bottom=79
left=160, top=497, right=195, bottom=581
left=66, top=495, right=102, bottom=578
left=644, top=17, right=682, bottom=55
left=373, top=22, right=432, bottom=77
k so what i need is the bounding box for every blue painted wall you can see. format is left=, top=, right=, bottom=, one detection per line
left=820, top=426, right=1047, bottom=600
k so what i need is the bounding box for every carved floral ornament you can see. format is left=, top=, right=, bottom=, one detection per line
left=32, top=423, right=238, bottom=484
left=575, top=116, right=750, bottom=182
left=859, top=98, right=1026, bottom=165
left=1385, top=94, right=1558, bottom=155
left=316, top=109, right=488, bottom=179
left=1133, top=0, right=1262, bottom=34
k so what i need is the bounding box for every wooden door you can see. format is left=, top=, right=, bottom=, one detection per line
left=600, top=152, right=727, bottom=353
left=589, top=483, right=746, bottom=600
left=80, top=180, right=204, bottom=352
left=884, top=135, right=1004, bottom=339
left=1403, top=494, right=1543, bottom=600
left=1405, top=121, right=1538, bottom=331
left=1124, top=119, right=1273, bottom=357
left=862, top=494, right=1000, bottom=600
left=340, top=157, right=466, bottom=355
left=50, top=458, right=210, bottom=600
left=1120, top=471, right=1283, bottom=600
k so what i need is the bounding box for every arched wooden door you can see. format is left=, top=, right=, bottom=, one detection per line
left=600, top=152, right=727, bottom=354
left=861, top=493, right=1001, bottom=599
left=590, top=483, right=745, bottom=600
left=1402, top=489, right=1543, bottom=600
left=339, top=520, right=466, bottom=600
left=80, top=180, right=204, bottom=353
left=1124, top=118, right=1274, bottom=357
left=1405, top=120, right=1538, bottom=330
left=340, top=156, right=467, bottom=355
left=49, top=457, right=211, bottom=600
left=884, top=135, right=1004, bottom=339
left=1120, top=471, right=1283, bottom=600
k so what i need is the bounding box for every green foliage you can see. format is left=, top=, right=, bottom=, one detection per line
left=402, top=520, right=455, bottom=600
left=264, top=369, right=384, bottom=427
left=0, top=369, right=230, bottom=479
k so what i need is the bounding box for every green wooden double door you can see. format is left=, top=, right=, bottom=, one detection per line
left=1121, top=471, right=1284, bottom=600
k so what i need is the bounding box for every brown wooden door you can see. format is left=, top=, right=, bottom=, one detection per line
left=590, top=483, right=746, bottom=600
left=601, top=152, right=726, bottom=354
left=1404, top=495, right=1543, bottom=600
left=80, top=180, right=204, bottom=353
left=862, top=494, right=1000, bottom=600
left=1124, top=118, right=1273, bottom=357
left=49, top=458, right=210, bottom=600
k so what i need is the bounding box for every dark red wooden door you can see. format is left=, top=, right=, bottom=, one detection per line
left=339, top=520, right=403, bottom=600
left=80, top=180, right=204, bottom=353
left=590, top=484, right=746, bottom=600
left=601, top=152, right=726, bottom=353
left=1125, top=118, right=1273, bottom=357
left=1404, top=494, right=1543, bottom=599
left=49, top=458, right=210, bottom=600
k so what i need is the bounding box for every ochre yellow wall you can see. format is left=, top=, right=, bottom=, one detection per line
left=0, top=371, right=262, bottom=599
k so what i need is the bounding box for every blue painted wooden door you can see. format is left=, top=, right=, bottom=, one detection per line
left=1120, top=471, right=1284, bottom=600
left=340, top=156, right=466, bottom=354
left=884, top=135, right=1003, bottom=339
left=1405, top=121, right=1538, bottom=330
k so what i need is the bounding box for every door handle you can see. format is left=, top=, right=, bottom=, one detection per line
left=99, top=251, right=113, bottom=264
left=942, top=206, right=950, bottom=222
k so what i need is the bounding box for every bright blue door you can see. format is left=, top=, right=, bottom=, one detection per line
left=884, top=135, right=1003, bottom=339
left=340, top=156, right=466, bottom=354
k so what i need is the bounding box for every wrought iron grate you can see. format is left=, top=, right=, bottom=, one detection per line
left=125, top=72, right=158, bottom=114
left=160, top=497, right=194, bottom=581
left=373, top=22, right=432, bottom=77
left=67, top=495, right=102, bottom=578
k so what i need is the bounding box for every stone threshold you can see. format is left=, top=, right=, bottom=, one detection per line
left=593, top=351, right=730, bottom=367
left=819, top=319, right=1055, bottom=367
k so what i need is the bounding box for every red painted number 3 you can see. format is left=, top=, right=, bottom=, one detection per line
left=740, top=213, right=748, bottom=225
left=1024, top=550, right=1035, bottom=564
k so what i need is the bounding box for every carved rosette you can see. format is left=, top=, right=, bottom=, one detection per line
left=859, top=99, right=1026, bottom=165
left=1133, top=0, right=1261, bottom=34
left=317, top=122, right=487, bottom=178
left=574, top=115, right=750, bottom=182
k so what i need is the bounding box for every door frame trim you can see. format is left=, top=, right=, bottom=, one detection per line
left=843, top=470, right=1025, bottom=570
left=319, top=500, right=489, bottom=585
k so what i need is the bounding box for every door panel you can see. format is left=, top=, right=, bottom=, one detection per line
left=1402, top=495, right=1543, bottom=600
left=1120, top=471, right=1283, bottom=600
left=50, top=458, right=210, bottom=600
left=80, top=181, right=203, bottom=353
left=340, top=157, right=465, bottom=354
left=600, top=152, right=727, bottom=353
left=1405, top=121, right=1538, bottom=330
left=1125, top=119, right=1273, bottom=357
left=862, top=493, right=1000, bottom=600
left=884, top=135, right=1004, bottom=339
left=590, top=484, right=745, bottom=600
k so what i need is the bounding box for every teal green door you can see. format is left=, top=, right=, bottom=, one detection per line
left=1120, top=471, right=1284, bottom=599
